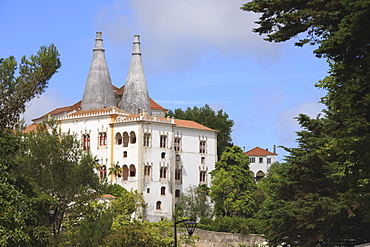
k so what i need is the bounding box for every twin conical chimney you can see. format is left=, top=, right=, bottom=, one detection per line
left=118, top=35, right=152, bottom=116
left=81, top=32, right=116, bottom=110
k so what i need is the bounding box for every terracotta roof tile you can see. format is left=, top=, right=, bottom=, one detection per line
left=174, top=119, right=216, bottom=131
left=245, top=147, right=277, bottom=156
left=32, top=101, right=82, bottom=121
left=22, top=123, right=40, bottom=133
left=150, top=98, right=166, bottom=110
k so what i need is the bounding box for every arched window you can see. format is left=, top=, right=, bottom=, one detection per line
left=156, top=201, right=162, bottom=210
left=250, top=171, right=255, bottom=179
left=175, top=169, right=181, bottom=181
left=122, top=132, right=129, bottom=147
left=129, top=164, right=136, bottom=177
left=161, top=186, right=166, bottom=195
left=175, top=189, right=180, bottom=198
left=123, top=151, right=128, bottom=158
left=256, top=170, right=265, bottom=181
left=122, top=165, right=128, bottom=181
left=82, top=134, right=90, bottom=151
left=201, top=157, right=205, bottom=164
left=130, top=131, right=136, bottom=144
left=115, top=133, right=122, bottom=145
left=161, top=152, right=166, bottom=159
left=99, top=132, right=107, bottom=146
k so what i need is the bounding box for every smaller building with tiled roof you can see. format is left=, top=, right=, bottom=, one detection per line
left=245, top=146, right=278, bottom=181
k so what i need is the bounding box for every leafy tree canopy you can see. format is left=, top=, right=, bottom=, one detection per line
left=0, top=45, right=61, bottom=246
left=0, top=44, right=61, bottom=128
left=18, top=120, right=102, bottom=236
left=210, top=146, right=255, bottom=217
left=242, top=1, right=370, bottom=244
left=166, top=104, right=234, bottom=156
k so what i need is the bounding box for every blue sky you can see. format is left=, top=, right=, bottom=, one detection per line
left=0, top=0, right=328, bottom=161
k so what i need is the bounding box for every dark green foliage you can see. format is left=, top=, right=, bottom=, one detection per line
left=18, top=119, right=102, bottom=236
left=166, top=104, right=234, bottom=155
left=210, top=146, right=255, bottom=217
left=0, top=45, right=60, bottom=246
left=242, top=0, right=370, bottom=245
left=197, top=216, right=265, bottom=234
left=0, top=45, right=61, bottom=128
left=0, top=129, right=51, bottom=247
left=104, top=224, right=161, bottom=247
left=104, top=183, right=126, bottom=197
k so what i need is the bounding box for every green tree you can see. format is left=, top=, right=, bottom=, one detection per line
left=0, top=45, right=61, bottom=246
left=18, top=120, right=102, bottom=238
left=242, top=0, right=370, bottom=244
left=166, top=104, right=234, bottom=155
left=210, top=146, right=255, bottom=217
left=0, top=44, right=61, bottom=128
left=109, top=162, right=122, bottom=183
left=176, top=184, right=213, bottom=221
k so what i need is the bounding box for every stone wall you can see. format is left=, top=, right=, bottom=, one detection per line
left=182, top=229, right=266, bottom=247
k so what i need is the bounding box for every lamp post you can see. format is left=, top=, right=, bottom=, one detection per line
left=49, top=203, right=58, bottom=236
left=174, top=217, right=197, bottom=247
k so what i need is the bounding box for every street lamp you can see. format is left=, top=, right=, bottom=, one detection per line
left=174, top=218, right=197, bottom=247
left=49, top=203, right=58, bottom=223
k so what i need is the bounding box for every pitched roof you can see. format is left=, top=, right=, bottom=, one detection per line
left=174, top=119, right=216, bottom=131
left=32, top=101, right=81, bottom=121
left=245, top=147, right=277, bottom=156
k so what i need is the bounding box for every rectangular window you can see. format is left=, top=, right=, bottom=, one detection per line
left=175, top=169, right=181, bottom=180
left=267, top=158, right=271, bottom=164
left=160, top=135, right=167, bottom=148
left=99, top=132, right=107, bottom=146
left=174, top=137, right=181, bottom=151
left=249, top=157, right=255, bottom=163
left=143, top=133, right=150, bottom=147
left=259, top=157, right=263, bottom=163
left=199, top=141, right=206, bottom=153
left=160, top=167, right=167, bottom=179
left=200, top=171, right=206, bottom=183
left=82, top=134, right=90, bottom=151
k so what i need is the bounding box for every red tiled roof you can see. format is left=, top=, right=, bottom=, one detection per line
left=245, top=147, right=277, bottom=156
left=150, top=98, right=166, bottom=110
left=32, top=101, right=82, bottom=121
left=22, top=123, right=40, bottom=133
left=174, top=119, right=216, bottom=131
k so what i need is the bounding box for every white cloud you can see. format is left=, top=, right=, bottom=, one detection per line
left=277, top=101, right=325, bottom=146
left=95, top=0, right=285, bottom=74
left=22, top=89, right=69, bottom=125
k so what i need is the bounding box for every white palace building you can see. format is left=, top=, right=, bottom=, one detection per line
left=27, top=32, right=217, bottom=222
